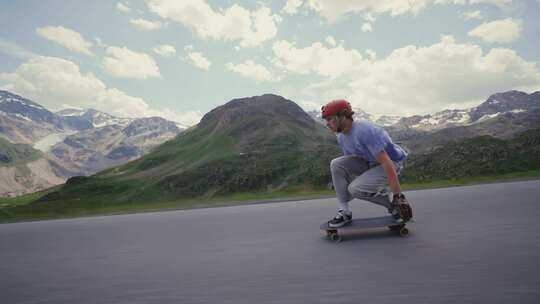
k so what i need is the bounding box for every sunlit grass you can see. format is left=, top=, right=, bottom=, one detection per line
left=1, top=171, right=539, bottom=223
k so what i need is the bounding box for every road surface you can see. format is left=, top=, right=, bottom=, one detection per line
left=1, top=180, right=539, bottom=303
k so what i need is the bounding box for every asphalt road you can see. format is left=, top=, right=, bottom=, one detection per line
left=1, top=180, right=540, bottom=304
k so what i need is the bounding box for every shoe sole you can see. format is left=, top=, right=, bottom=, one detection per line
left=328, top=219, right=352, bottom=228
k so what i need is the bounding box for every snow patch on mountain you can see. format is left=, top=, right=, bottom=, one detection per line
left=477, top=112, right=502, bottom=122
left=33, top=130, right=78, bottom=152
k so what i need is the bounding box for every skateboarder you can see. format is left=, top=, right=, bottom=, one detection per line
left=322, top=99, right=413, bottom=228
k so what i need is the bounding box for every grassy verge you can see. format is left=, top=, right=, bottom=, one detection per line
left=401, top=170, right=540, bottom=190
left=1, top=171, right=539, bottom=223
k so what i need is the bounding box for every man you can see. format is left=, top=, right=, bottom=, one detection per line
left=322, top=99, right=413, bottom=228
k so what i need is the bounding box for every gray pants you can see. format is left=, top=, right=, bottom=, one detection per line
left=330, top=155, right=403, bottom=212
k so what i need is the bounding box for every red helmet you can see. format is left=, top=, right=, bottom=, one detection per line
left=321, top=99, right=353, bottom=118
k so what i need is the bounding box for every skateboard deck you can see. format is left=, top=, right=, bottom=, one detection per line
left=320, top=215, right=411, bottom=242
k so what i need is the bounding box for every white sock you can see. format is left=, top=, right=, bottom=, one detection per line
left=339, top=201, right=351, bottom=214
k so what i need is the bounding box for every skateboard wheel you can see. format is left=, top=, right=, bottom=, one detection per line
left=399, top=227, right=409, bottom=237
left=330, top=233, right=342, bottom=243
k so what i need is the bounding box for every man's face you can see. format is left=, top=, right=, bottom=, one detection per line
left=325, top=116, right=338, bottom=132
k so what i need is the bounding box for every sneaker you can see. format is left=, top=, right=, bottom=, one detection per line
left=328, top=210, right=352, bottom=228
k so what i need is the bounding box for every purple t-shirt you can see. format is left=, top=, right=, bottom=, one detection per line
left=337, top=120, right=407, bottom=163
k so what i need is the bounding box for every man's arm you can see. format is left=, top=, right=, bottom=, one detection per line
left=375, top=151, right=401, bottom=194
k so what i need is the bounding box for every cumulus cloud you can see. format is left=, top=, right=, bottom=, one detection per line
left=272, top=40, right=366, bottom=78
left=103, top=46, right=161, bottom=79
left=361, top=23, right=372, bottom=32
left=1, top=56, right=200, bottom=125
left=117, top=2, right=131, bottom=13
left=462, top=10, right=483, bottom=20
left=468, top=18, right=523, bottom=44
left=303, top=0, right=430, bottom=22
left=152, top=44, right=176, bottom=57
left=146, top=0, right=281, bottom=47
left=36, top=26, right=93, bottom=56
left=296, top=0, right=511, bottom=22
left=183, top=47, right=211, bottom=70
left=225, top=60, right=275, bottom=81
left=365, top=49, right=377, bottom=60
left=275, top=36, right=540, bottom=116
left=325, top=36, right=336, bottom=46
left=436, top=0, right=512, bottom=9
left=130, top=18, right=163, bottom=30
left=95, top=37, right=108, bottom=48
left=283, top=0, right=304, bottom=15
left=298, top=99, right=322, bottom=112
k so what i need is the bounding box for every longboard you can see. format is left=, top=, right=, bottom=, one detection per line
left=320, top=215, right=411, bottom=243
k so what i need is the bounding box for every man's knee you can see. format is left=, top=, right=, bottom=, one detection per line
left=330, top=157, right=344, bottom=173
left=348, top=183, right=369, bottom=198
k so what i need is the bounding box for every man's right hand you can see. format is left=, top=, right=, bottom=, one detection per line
left=392, top=193, right=413, bottom=222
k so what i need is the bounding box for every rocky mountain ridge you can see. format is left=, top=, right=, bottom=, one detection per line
left=0, top=90, right=186, bottom=197
left=308, top=90, right=539, bottom=131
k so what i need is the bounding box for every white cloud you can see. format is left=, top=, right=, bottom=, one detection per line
left=184, top=48, right=211, bottom=70
left=353, top=36, right=540, bottom=115
left=436, top=0, right=512, bottom=9
left=130, top=18, right=163, bottom=31
left=117, top=2, right=131, bottom=13
left=0, top=39, right=38, bottom=60
left=298, top=99, right=323, bottom=112
left=364, top=12, right=376, bottom=22
left=304, top=0, right=431, bottom=22
left=299, top=0, right=511, bottom=22
left=225, top=60, right=275, bottom=81
left=272, top=40, right=366, bottom=78
left=2, top=56, right=199, bottom=125
left=95, top=37, right=108, bottom=48
left=103, top=46, right=161, bottom=79
left=150, top=109, right=202, bottom=127
left=325, top=36, right=336, bottom=46
left=365, top=49, right=377, bottom=60
left=36, top=26, right=93, bottom=56
left=462, top=10, right=483, bottom=20
left=361, top=23, right=372, bottom=32
left=283, top=0, right=304, bottom=15
left=468, top=18, right=523, bottom=44
left=152, top=44, right=176, bottom=57
left=146, top=0, right=281, bottom=47
left=277, top=36, right=540, bottom=116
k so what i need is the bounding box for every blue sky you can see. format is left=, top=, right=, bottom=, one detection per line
left=1, top=0, right=539, bottom=125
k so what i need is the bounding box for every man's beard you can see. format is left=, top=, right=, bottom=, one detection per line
left=336, top=116, right=345, bottom=133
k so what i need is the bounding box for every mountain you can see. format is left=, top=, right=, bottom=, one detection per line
left=469, top=90, right=539, bottom=122
left=48, top=117, right=181, bottom=175
left=308, top=90, right=539, bottom=133
left=0, top=91, right=64, bottom=143
left=392, top=109, right=540, bottom=153
left=56, top=108, right=132, bottom=129
left=0, top=90, right=186, bottom=197
left=0, top=137, right=68, bottom=197
left=0, top=91, right=60, bottom=127
left=35, top=94, right=341, bottom=206
left=307, top=90, right=540, bottom=154
left=401, top=128, right=540, bottom=182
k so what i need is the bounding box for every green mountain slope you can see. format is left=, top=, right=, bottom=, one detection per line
left=401, top=128, right=540, bottom=182
left=0, top=137, right=42, bottom=165
left=35, top=95, right=341, bottom=206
